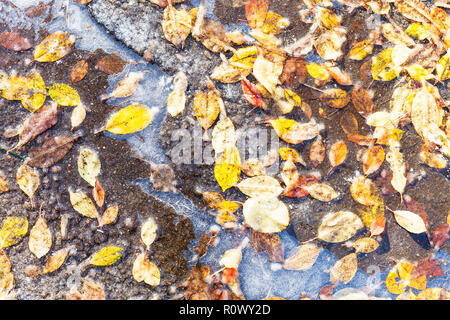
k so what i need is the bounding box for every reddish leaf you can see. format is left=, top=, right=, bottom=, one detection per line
left=15, top=102, right=58, bottom=150
left=241, top=79, right=265, bottom=108
left=25, top=2, right=48, bottom=18
left=412, top=257, right=444, bottom=279
left=70, top=60, right=88, bottom=83
left=0, top=32, right=32, bottom=51
left=347, top=134, right=376, bottom=146
left=221, top=267, right=237, bottom=284
left=432, top=224, right=449, bottom=250
left=351, top=85, right=373, bottom=117
left=96, top=53, right=127, bottom=75
left=245, top=0, right=269, bottom=29
left=370, top=217, right=386, bottom=236
left=280, top=57, right=308, bottom=88
left=283, top=175, right=320, bottom=198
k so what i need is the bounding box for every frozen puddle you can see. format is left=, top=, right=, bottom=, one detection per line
left=5, top=0, right=450, bottom=300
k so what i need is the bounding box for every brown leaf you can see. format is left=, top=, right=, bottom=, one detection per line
left=279, top=57, right=308, bottom=88
left=351, top=85, right=373, bottom=117
left=96, top=53, right=127, bottom=75
left=25, top=2, right=48, bottom=18
left=15, top=102, right=58, bottom=150
left=412, top=257, right=444, bottom=279
left=320, top=89, right=350, bottom=108
left=27, top=134, right=80, bottom=168
left=0, top=32, right=32, bottom=51
left=340, top=111, right=359, bottom=136
left=70, top=60, right=88, bottom=83
left=250, top=229, right=284, bottom=262
left=310, top=138, right=325, bottom=167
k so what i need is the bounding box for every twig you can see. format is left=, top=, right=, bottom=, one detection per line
left=0, top=145, right=26, bottom=160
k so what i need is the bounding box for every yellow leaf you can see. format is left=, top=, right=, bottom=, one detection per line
left=371, top=48, right=401, bottom=81
left=210, top=60, right=252, bottom=83
left=48, top=83, right=80, bottom=106
left=89, top=246, right=124, bottom=266
left=405, top=64, right=434, bottom=81
left=161, top=5, right=192, bottom=48
left=193, top=87, right=222, bottom=132
left=132, top=252, right=161, bottom=286
left=28, top=216, right=52, bottom=259
left=77, top=147, right=101, bottom=187
left=259, top=11, right=290, bottom=35
left=318, top=211, right=363, bottom=243
left=386, top=267, right=406, bottom=294
left=214, top=146, right=241, bottom=192
left=306, top=62, right=331, bottom=80
left=416, top=288, right=449, bottom=300
left=243, top=197, right=289, bottom=233
left=16, top=164, right=40, bottom=202
left=406, top=23, right=430, bottom=40
left=0, top=172, right=9, bottom=194
left=42, top=248, right=69, bottom=274
left=229, top=46, right=258, bottom=69
left=141, top=217, right=158, bottom=249
left=105, top=104, right=156, bottom=135
left=350, top=176, right=379, bottom=206
left=0, top=216, right=28, bottom=248
left=436, top=52, right=450, bottom=81
left=21, top=71, right=47, bottom=112
left=69, top=190, right=99, bottom=219
left=349, top=40, right=374, bottom=60
left=33, top=31, right=75, bottom=62
left=279, top=147, right=304, bottom=164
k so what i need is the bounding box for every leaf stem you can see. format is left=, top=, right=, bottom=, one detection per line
left=0, top=145, right=26, bottom=160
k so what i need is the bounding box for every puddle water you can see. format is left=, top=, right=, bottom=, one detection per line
left=3, top=0, right=449, bottom=299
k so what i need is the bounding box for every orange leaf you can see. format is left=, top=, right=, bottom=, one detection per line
left=245, top=0, right=269, bottom=30
left=241, top=79, right=265, bottom=108
left=362, top=145, right=385, bottom=176
left=329, top=140, right=347, bottom=168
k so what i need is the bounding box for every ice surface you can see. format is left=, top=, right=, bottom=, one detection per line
left=3, top=0, right=449, bottom=299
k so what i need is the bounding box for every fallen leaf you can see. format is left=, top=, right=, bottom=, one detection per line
left=141, top=217, right=158, bottom=249
left=351, top=85, right=373, bottom=117
left=16, top=164, right=40, bottom=202
left=28, top=215, right=52, bottom=259
left=0, top=32, right=32, bottom=51
left=15, top=102, right=58, bottom=150
left=431, top=223, right=449, bottom=250
left=69, top=190, right=99, bottom=219
left=70, top=60, right=88, bottom=83
left=328, top=140, right=347, bottom=168
left=42, top=248, right=69, bottom=274
left=211, top=117, right=236, bottom=154
left=243, top=197, right=289, bottom=233
left=393, top=210, right=428, bottom=234
left=214, top=146, right=241, bottom=192
left=318, top=211, right=364, bottom=243
left=27, top=135, right=79, bottom=168
left=339, top=111, right=359, bottom=136
left=77, top=147, right=101, bottom=187
left=241, top=78, right=265, bottom=108
left=96, top=53, right=127, bottom=75
left=33, top=31, right=75, bottom=62
left=0, top=216, right=28, bottom=248
left=89, top=246, right=124, bottom=266
left=48, top=83, right=81, bottom=107
left=92, top=180, right=105, bottom=208
left=161, top=4, right=193, bottom=48
left=105, top=104, right=157, bottom=135
left=132, top=252, right=161, bottom=286
left=236, top=175, right=283, bottom=198
left=310, top=138, right=325, bottom=167
left=330, top=253, right=357, bottom=284
left=101, top=71, right=147, bottom=101
left=250, top=230, right=284, bottom=262
left=362, top=145, right=385, bottom=175
left=71, top=103, right=86, bottom=129
left=282, top=243, right=322, bottom=271
left=320, top=88, right=350, bottom=109
left=194, top=84, right=223, bottom=133
left=101, top=205, right=119, bottom=226
left=351, top=237, right=379, bottom=253
left=303, top=183, right=338, bottom=202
